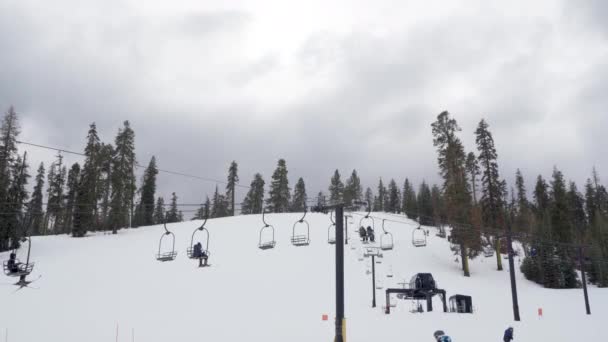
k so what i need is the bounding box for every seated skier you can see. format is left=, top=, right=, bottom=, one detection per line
left=6, top=253, right=21, bottom=273
left=366, top=226, right=375, bottom=242
left=433, top=330, right=452, bottom=342
left=359, top=227, right=367, bottom=242
left=503, top=326, right=514, bottom=342
left=193, top=242, right=203, bottom=258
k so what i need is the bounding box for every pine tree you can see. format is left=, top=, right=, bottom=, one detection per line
left=139, top=156, right=158, bottom=226
left=386, top=179, right=401, bottom=213
left=317, top=191, right=327, bottom=208
left=417, top=181, right=434, bottom=226
left=26, top=162, right=45, bottom=236
left=475, top=119, right=505, bottom=271
left=153, top=197, right=165, bottom=224
left=514, top=169, right=532, bottom=236
left=194, top=196, right=211, bottom=219
left=242, top=173, right=265, bottom=214
left=402, top=179, right=418, bottom=219
left=167, top=192, right=179, bottom=223
left=266, top=159, right=290, bottom=213
left=62, top=163, right=80, bottom=234
left=344, top=170, right=362, bottom=210
left=5, top=152, right=29, bottom=249
left=431, top=184, right=445, bottom=228
left=45, top=153, right=66, bottom=234
left=550, top=168, right=578, bottom=288
left=97, top=143, right=114, bottom=230
left=211, top=186, right=229, bottom=218
left=0, top=107, right=21, bottom=251
left=73, top=123, right=101, bottom=236
left=465, top=152, right=480, bottom=205
left=291, top=177, right=307, bottom=212
left=364, top=187, right=373, bottom=211
left=226, top=161, right=239, bottom=216
left=432, top=111, right=477, bottom=276
left=328, top=170, right=344, bottom=205
left=108, top=121, right=136, bottom=233
left=373, top=179, right=386, bottom=211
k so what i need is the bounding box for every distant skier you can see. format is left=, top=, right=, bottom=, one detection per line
left=433, top=330, right=452, bottom=342
left=359, top=227, right=367, bottom=242
left=366, top=226, right=375, bottom=242
left=503, top=327, right=514, bottom=342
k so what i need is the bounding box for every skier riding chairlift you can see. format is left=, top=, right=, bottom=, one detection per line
left=433, top=330, right=452, bottom=342
left=7, top=253, right=21, bottom=273
left=366, top=226, right=375, bottom=243
left=359, top=226, right=367, bottom=242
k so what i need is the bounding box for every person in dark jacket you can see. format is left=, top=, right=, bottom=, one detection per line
left=193, top=242, right=203, bottom=258
left=433, top=330, right=451, bottom=342
left=366, top=226, right=375, bottom=242
left=6, top=253, right=20, bottom=273
left=359, top=227, right=367, bottom=242
left=503, top=327, right=514, bottom=341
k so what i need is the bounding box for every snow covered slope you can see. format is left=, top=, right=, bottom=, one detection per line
left=1, top=212, right=605, bottom=341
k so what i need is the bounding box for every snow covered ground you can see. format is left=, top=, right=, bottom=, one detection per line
left=1, top=212, right=605, bottom=341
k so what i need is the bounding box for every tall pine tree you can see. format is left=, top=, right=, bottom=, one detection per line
left=291, top=177, right=307, bottom=212
left=344, top=170, right=362, bottom=210
left=167, top=192, right=179, bottom=223
left=242, top=173, right=265, bottom=214
left=373, top=179, right=386, bottom=212
left=108, top=121, right=136, bottom=233
left=139, top=156, right=158, bottom=226
left=386, top=179, right=401, bottom=213
left=226, top=161, right=239, bottom=216
left=62, top=163, right=80, bottom=234
left=328, top=170, right=344, bottom=205
left=26, top=162, right=45, bottom=236
left=74, top=123, right=101, bottom=236
left=153, top=196, right=165, bottom=224
left=266, top=159, right=290, bottom=213
left=417, top=181, right=433, bottom=226
left=45, top=153, right=66, bottom=234
left=402, top=179, right=418, bottom=219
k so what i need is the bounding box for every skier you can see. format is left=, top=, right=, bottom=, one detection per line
left=193, top=242, right=203, bottom=258
left=6, top=253, right=21, bottom=273
left=359, top=226, right=367, bottom=242
left=366, top=226, right=375, bottom=242
left=503, top=327, right=514, bottom=342
left=433, top=330, right=452, bottom=342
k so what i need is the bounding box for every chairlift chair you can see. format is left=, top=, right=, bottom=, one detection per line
left=156, top=222, right=178, bottom=262
left=380, top=219, right=394, bottom=251
left=187, top=217, right=211, bottom=266
left=412, top=225, right=427, bottom=247
left=483, top=245, right=494, bottom=258
left=3, top=236, right=35, bottom=277
left=291, top=210, right=310, bottom=246
left=258, top=209, right=276, bottom=250
left=328, top=210, right=336, bottom=245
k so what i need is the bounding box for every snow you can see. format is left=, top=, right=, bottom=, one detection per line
left=1, top=212, right=605, bottom=341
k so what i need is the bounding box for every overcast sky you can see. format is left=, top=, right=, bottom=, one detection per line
left=1, top=0, right=607, bottom=213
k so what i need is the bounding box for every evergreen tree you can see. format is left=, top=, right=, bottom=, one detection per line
left=386, top=179, right=401, bottom=213
left=153, top=196, right=165, bottom=224
left=317, top=191, right=327, bottom=208
left=364, top=187, right=374, bottom=211
left=465, top=152, right=480, bottom=205
left=241, top=173, right=265, bottom=214
left=26, top=162, right=45, bottom=236
left=97, top=143, right=114, bottom=230
left=139, top=156, right=158, bottom=226
left=108, top=121, right=136, bottom=233
left=432, top=111, right=478, bottom=276
left=549, top=168, right=577, bottom=287
left=291, top=177, right=307, bottom=212
left=5, top=153, right=29, bottom=249
left=211, top=186, right=229, bottom=218
left=45, top=153, right=66, bottom=234
left=373, top=179, right=386, bottom=211
left=0, top=107, right=21, bottom=251
left=344, top=170, right=363, bottom=210
left=417, top=181, right=434, bottom=226
left=514, top=169, right=532, bottom=236
left=266, top=159, right=290, bottom=213
left=194, top=196, right=211, bottom=219
left=431, top=184, right=445, bottom=228
left=475, top=119, right=505, bottom=271
left=62, top=163, right=80, bottom=234
left=328, top=169, right=344, bottom=205
left=73, top=123, right=101, bottom=236
left=533, top=175, right=550, bottom=216
left=402, top=179, right=418, bottom=219
left=226, top=161, right=239, bottom=216
left=167, top=192, right=179, bottom=223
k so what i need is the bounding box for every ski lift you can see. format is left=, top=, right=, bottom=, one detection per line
left=412, top=225, right=427, bottom=247
left=3, top=236, right=35, bottom=278
left=156, top=221, right=177, bottom=262
left=291, top=210, right=310, bottom=246
left=328, top=210, right=336, bottom=245
left=187, top=217, right=210, bottom=266
left=380, top=219, right=394, bottom=251
left=358, top=205, right=375, bottom=233
left=258, top=209, right=276, bottom=250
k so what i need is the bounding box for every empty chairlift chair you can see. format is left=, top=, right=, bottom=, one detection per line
left=380, top=219, right=394, bottom=251
left=156, top=221, right=178, bottom=262
left=291, top=210, right=310, bottom=246
left=187, top=217, right=210, bottom=267
left=258, top=209, right=276, bottom=250
left=327, top=210, right=336, bottom=245
left=412, top=225, right=427, bottom=247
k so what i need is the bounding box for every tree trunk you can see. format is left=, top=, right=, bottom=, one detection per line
left=461, top=244, right=470, bottom=277
left=495, top=238, right=503, bottom=270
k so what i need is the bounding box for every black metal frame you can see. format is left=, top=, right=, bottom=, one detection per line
left=156, top=222, right=178, bottom=262
left=292, top=210, right=310, bottom=246
left=412, top=225, right=427, bottom=247
left=328, top=210, right=336, bottom=245
left=187, top=216, right=210, bottom=260
left=380, top=219, right=394, bottom=251
left=259, top=209, right=276, bottom=250
left=358, top=205, right=375, bottom=231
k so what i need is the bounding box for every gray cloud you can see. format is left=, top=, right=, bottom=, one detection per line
left=1, top=0, right=607, bottom=212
